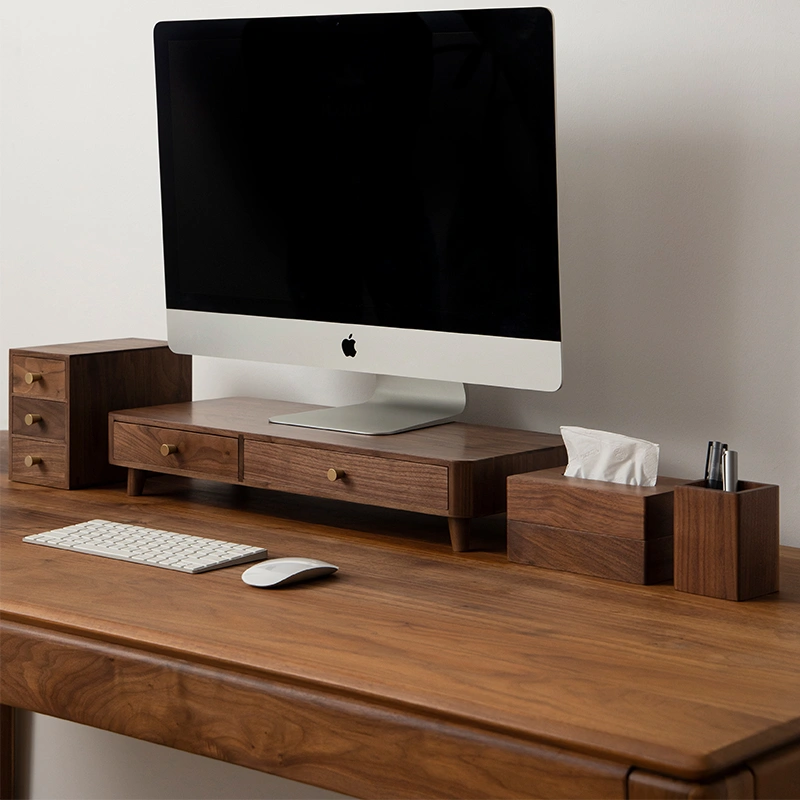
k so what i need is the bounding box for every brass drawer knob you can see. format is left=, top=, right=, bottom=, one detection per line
left=24, top=413, right=43, bottom=426
left=160, top=443, right=178, bottom=456
left=24, top=455, right=42, bottom=467
left=327, top=468, right=346, bottom=482
left=25, top=372, right=43, bottom=384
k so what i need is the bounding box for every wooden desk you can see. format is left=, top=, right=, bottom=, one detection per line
left=1, top=435, right=799, bottom=799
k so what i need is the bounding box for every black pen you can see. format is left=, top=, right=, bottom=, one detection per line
left=706, top=441, right=726, bottom=490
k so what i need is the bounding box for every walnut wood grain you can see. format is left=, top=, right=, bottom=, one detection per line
left=112, top=422, right=238, bottom=481
left=674, top=483, right=780, bottom=601
left=2, top=434, right=799, bottom=797
left=127, top=468, right=148, bottom=496
left=447, top=517, right=471, bottom=552
left=9, top=339, right=191, bottom=489
left=1, top=621, right=628, bottom=799
left=109, top=396, right=566, bottom=551
left=10, top=438, right=67, bottom=488
left=244, top=440, right=449, bottom=514
left=10, top=356, right=66, bottom=400
left=748, top=741, right=800, bottom=798
left=507, top=468, right=689, bottom=540
left=628, top=767, right=755, bottom=798
left=508, top=520, right=674, bottom=584
left=448, top=446, right=567, bottom=518
left=66, top=344, right=191, bottom=487
left=109, top=397, right=565, bottom=472
left=506, top=468, right=687, bottom=584
left=10, top=397, right=66, bottom=440
left=8, top=338, right=173, bottom=357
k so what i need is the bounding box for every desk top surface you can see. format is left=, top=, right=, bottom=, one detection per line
left=2, top=435, right=799, bottom=782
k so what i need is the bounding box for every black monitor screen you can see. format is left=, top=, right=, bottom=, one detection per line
left=155, top=8, right=560, bottom=342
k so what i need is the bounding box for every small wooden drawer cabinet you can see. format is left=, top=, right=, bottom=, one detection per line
left=109, top=396, right=567, bottom=551
left=9, top=339, right=192, bottom=489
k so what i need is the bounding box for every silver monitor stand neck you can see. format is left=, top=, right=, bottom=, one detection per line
left=269, top=375, right=467, bottom=435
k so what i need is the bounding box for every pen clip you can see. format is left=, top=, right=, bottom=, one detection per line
left=722, top=449, right=738, bottom=492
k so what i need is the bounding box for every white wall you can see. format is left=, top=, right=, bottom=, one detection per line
left=2, top=1, right=799, bottom=797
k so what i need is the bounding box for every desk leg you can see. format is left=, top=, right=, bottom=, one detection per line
left=448, top=518, right=471, bottom=552
left=748, top=741, right=800, bottom=799
left=628, top=767, right=754, bottom=798
left=127, top=468, right=148, bottom=496
left=0, top=705, right=15, bottom=800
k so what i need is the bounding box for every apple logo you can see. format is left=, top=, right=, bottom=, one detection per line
left=341, top=334, right=357, bottom=357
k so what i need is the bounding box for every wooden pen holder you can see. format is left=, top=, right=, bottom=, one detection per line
left=673, top=481, right=779, bottom=601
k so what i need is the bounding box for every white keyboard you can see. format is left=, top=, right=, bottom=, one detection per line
left=23, top=519, right=268, bottom=574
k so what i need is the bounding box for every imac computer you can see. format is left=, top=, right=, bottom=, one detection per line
left=153, top=7, right=561, bottom=434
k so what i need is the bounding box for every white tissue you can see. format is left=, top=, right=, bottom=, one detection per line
left=560, top=426, right=660, bottom=487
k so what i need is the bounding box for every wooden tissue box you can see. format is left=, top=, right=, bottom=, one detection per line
left=674, top=481, right=779, bottom=601
left=507, top=467, right=690, bottom=584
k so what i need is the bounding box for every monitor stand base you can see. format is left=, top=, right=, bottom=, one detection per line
left=269, top=375, right=467, bottom=435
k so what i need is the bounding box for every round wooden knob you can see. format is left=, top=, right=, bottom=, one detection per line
left=24, top=413, right=43, bottom=426
left=160, top=443, right=178, bottom=456
left=25, top=372, right=43, bottom=384
left=327, top=468, right=346, bottom=482
left=24, top=455, right=42, bottom=467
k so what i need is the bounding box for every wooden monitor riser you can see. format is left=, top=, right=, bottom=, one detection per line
left=108, top=396, right=567, bottom=552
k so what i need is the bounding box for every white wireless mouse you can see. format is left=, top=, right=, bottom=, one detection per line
left=241, top=557, right=338, bottom=588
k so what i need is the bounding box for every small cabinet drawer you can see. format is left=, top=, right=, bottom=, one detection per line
left=11, top=356, right=67, bottom=400
left=11, top=397, right=67, bottom=440
left=112, top=422, right=238, bottom=480
left=244, top=440, right=449, bottom=514
left=11, top=437, right=68, bottom=488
